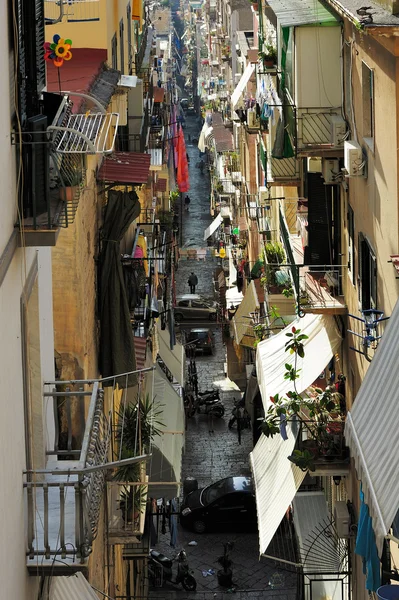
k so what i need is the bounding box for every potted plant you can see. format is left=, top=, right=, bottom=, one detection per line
left=119, top=484, right=148, bottom=526
left=60, top=168, right=82, bottom=202
left=217, top=541, right=234, bottom=587
left=259, top=44, right=277, bottom=68
left=288, top=449, right=316, bottom=473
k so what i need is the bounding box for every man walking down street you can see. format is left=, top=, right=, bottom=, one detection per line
left=188, top=272, right=198, bottom=293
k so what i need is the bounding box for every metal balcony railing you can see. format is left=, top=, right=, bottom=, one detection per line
left=296, top=107, right=342, bottom=151
left=298, top=265, right=347, bottom=313
left=45, top=0, right=100, bottom=24
left=24, top=382, right=110, bottom=570
left=296, top=419, right=349, bottom=465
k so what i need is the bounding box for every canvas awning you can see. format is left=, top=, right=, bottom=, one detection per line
left=232, top=280, right=261, bottom=345
left=345, top=300, right=399, bottom=555
left=231, top=63, right=255, bottom=109
left=250, top=423, right=306, bottom=555
left=157, top=321, right=185, bottom=386
left=146, top=366, right=185, bottom=499
left=266, top=0, right=338, bottom=26
left=203, top=213, right=223, bottom=241
left=256, top=313, right=341, bottom=412
left=226, top=286, right=243, bottom=306
left=49, top=572, right=99, bottom=599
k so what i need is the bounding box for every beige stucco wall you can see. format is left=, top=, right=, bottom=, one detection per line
left=339, top=23, right=399, bottom=600
left=46, top=0, right=108, bottom=49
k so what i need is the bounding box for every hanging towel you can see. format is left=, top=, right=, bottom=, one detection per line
left=355, top=487, right=381, bottom=591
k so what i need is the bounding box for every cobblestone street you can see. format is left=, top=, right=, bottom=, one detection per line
left=148, top=117, right=297, bottom=600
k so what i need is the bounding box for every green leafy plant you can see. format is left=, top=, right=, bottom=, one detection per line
left=260, top=326, right=346, bottom=471
left=259, top=44, right=277, bottom=64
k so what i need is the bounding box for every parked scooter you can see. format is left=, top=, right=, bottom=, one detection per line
left=196, top=389, right=225, bottom=418
left=148, top=549, right=197, bottom=591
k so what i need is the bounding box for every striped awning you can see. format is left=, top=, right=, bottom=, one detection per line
left=345, top=300, right=399, bottom=556
left=232, top=280, right=261, bottom=346
left=256, top=313, right=341, bottom=413
left=134, top=336, right=147, bottom=371
left=203, top=213, right=223, bottom=241
left=231, top=63, right=255, bottom=109
left=250, top=423, right=306, bottom=555
left=50, top=572, right=99, bottom=599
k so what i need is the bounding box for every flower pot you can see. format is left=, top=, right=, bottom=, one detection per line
left=264, top=60, right=275, bottom=68
left=60, top=185, right=78, bottom=202
left=217, top=569, right=233, bottom=587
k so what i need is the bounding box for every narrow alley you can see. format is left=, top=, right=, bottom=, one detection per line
left=148, top=116, right=297, bottom=600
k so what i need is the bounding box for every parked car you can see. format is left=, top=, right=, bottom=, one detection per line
left=180, top=476, right=257, bottom=533
left=185, top=328, right=215, bottom=355
left=174, top=294, right=217, bottom=322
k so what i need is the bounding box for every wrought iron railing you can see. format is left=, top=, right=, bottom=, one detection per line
left=296, top=419, right=349, bottom=463
left=298, top=265, right=347, bottom=311
left=296, top=107, right=342, bottom=150
left=44, top=0, right=100, bottom=24
left=24, top=382, right=110, bottom=567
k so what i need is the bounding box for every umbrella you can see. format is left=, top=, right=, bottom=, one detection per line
left=176, top=126, right=190, bottom=193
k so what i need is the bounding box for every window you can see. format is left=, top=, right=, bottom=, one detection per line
left=119, top=19, right=125, bottom=75
left=347, top=205, right=355, bottom=284
left=178, top=300, right=189, bottom=307
left=127, top=4, right=132, bottom=74
left=362, top=62, right=374, bottom=141
left=358, top=233, right=377, bottom=309
left=111, top=34, right=118, bottom=70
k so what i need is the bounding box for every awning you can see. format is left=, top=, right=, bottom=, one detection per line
left=250, top=423, right=306, bottom=555
left=97, top=152, right=151, bottom=184
left=231, top=63, right=255, bottom=109
left=157, top=321, right=185, bottom=386
left=203, top=213, right=223, bottom=241
left=49, top=572, right=99, bottom=599
left=146, top=366, right=185, bottom=499
left=256, top=313, right=341, bottom=412
left=232, top=280, right=261, bottom=345
left=226, top=286, right=243, bottom=306
left=266, top=0, right=338, bottom=26
left=344, top=300, right=399, bottom=556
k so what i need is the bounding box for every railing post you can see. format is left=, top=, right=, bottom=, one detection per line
left=59, top=483, right=66, bottom=558
left=26, top=483, right=35, bottom=559
left=43, top=483, right=50, bottom=559
left=75, top=481, right=82, bottom=560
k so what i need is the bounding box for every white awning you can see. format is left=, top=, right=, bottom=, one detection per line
left=203, top=213, right=223, bottom=241
left=146, top=366, right=185, bottom=499
left=344, top=300, right=399, bottom=556
left=250, top=423, right=306, bottom=555
left=198, top=122, right=213, bottom=152
left=256, top=314, right=341, bottom=412
left=232, top=280, right=261, bottom=345
left=157, top=321, right=185, bottom=386
left=226, top=286, right=243, bottom=306
left=231, top=63, right=255, bottom=109
left=50, top=572, right=99, bottom=599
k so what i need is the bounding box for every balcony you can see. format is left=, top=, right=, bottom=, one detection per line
left=45, top=0, right=100, bottom=23
left=297, top=265, right=347, bottom=315
left=284, top=104, right=345, bottom=156
left=295, top=419, right=350, bottom=476
left=24, top=382, right=110, bottom=574
left=107, top=478, right=148, bottom=544
left=47, top=93, right=119, bottom=155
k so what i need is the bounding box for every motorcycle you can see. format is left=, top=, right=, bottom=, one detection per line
left=228, top=397, right=251, bottom=429
left=196, top=389, right=225, bottom=418
left=148, top=548, right=197, bottom=591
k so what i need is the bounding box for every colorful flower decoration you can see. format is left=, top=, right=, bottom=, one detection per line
left=44, top=34, right=72, bottom=68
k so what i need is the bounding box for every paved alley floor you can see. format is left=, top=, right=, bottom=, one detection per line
left=148, top=116, right=297, bottom=600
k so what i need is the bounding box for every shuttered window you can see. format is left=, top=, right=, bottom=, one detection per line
left=306, top=173, right=332, bottom=266
left=127, top=3, right=132, bottom=74
left=347, top=204, right=355, bottom=283
left=358, top=233, right=377, bottom=309
left=119, top=19, right=125, bottom=75
left=111, top=34, right=118, bottom=70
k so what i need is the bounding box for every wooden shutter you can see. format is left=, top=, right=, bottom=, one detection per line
left=15, top=0, right=27, bottom=124
left=35, top=0, right=46, bottom=94
left=306, top=173, right=332, bottom=266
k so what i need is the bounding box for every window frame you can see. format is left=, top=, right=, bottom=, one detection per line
left=358, top=233, right=377, bottom=310
left=111, top=33, right=118, bottom=70
left=347, top=204, right=355, bottom=284
left=362, top=61, right=374, bottom=146
left=127, top=3, right=132, bottom=74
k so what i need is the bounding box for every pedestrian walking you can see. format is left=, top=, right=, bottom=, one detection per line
left=184, top=195, right=191, bottom=211
left=188, top=272, right=198, bottom=293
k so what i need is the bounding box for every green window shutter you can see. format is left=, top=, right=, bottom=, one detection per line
left=259, top=143, right=267, bottom=173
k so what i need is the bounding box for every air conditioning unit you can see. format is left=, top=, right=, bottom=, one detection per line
left=334, top=501, right=350, bottom=538
left=344, top=140, right=364, bottom=177
left=331, top=115, right=347, bottom=146
left=322, top=158, right=340, bottom=184
left=247, top=110, right=260, bottom=129
left=307, top=157, right=322, bottom=173
left=258, top=186, right=270, bottom=205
